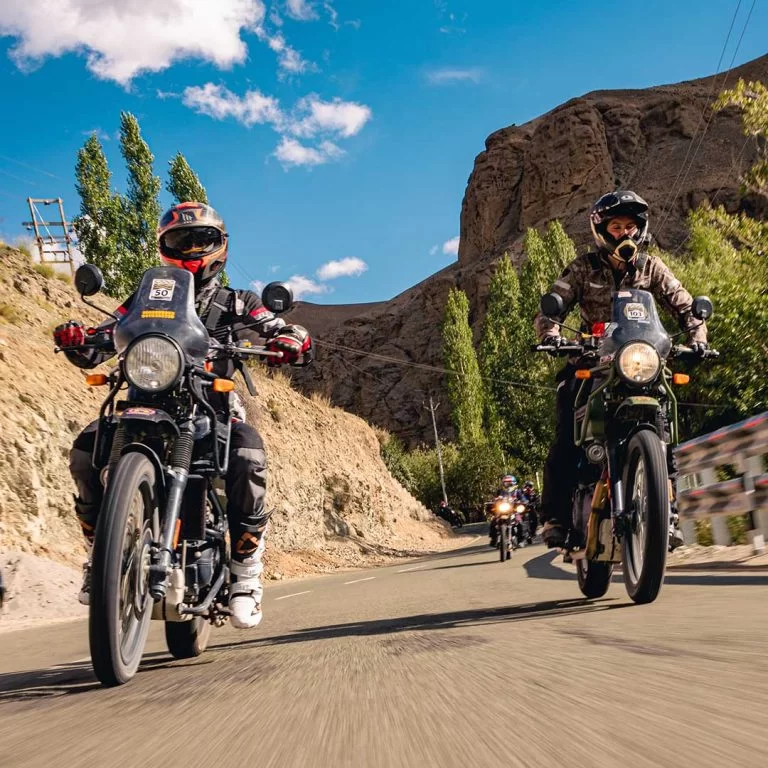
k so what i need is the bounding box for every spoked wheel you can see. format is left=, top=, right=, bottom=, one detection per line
left=90, top=453, right=157, bottom=686
left=165, top=618, right=212, bottom=659
left=499, top=521, right=509, bottom=562
left=576, top=560, right=613, bottom=599
left=621, top=429, right=669, bottom=604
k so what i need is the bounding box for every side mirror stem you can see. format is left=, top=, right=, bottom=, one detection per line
left=80, top=294, right=120, bottom=320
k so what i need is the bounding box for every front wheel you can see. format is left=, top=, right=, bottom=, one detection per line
left=90, top=452, right=157, bottom=686
left=165, top=618, right=212, bottom=659
left=499, top=522, right=508, bottom=563
left=576, top=560, right=613, bottom=599
left=621, top=429, right=670, bottom=604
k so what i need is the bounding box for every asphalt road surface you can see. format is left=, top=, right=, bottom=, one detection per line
left=1, top=528, right=767, bottom=768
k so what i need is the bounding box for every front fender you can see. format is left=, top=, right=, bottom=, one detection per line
left=118, top=406, right=180, bottom=438
left=614, top=395, right=662, bottom=421
left=120, top=442, right=167, bottom=530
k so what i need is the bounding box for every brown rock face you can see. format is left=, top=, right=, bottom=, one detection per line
left=291, top=56, right=768, bottom=444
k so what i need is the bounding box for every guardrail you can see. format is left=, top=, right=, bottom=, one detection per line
left=676, top=411, right=768, bottom=550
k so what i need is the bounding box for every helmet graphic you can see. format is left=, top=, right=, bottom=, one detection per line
left=158, top=202, right=228, bottom=288
left=589, top=190, right=649, bottom=267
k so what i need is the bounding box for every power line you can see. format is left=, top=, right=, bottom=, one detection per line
left=656, top=0, right=757, bottom=238
left=0, top=153, right=60, bottom=180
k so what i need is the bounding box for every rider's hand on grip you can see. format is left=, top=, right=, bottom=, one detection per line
left=53, top=320, right=85, bottom=349
left=265, top=325, right=311, bottom=367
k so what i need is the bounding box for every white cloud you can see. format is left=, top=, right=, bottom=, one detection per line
left=285, top=0, right=318, bottom=21
left=442, top=236, right=460, bottom=256
left=429, top=244, right=439, bottom=256
left=0, top=0, right=266, bottom=86
left=316, top=257, right=367, bottom=280
left=269, top=265, right=281, bottom=274
left=287, top=274, right=331, bottom=299
left=274, top=137, right=344, bottom=168
left=289, top=96, right=372, bottom=138
left=82, top=128, right=110, bottom=142
left=250, top=279, right=267, bottom=294
left=182, top=83, right=283, bottom=127
left=425, top=67, right=483, bottom=85
left=254, top=26, right=311, bottom=75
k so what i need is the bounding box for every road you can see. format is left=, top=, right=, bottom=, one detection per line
left=1, top=528, right=767, bottom=768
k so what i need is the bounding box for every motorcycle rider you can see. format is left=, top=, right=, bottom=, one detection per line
left=488, top=474, right=518, bottom=546
left=54, top=202, right=312, bottom=630
left=534, top=190, right=708, bottom=551
left=520, top=480, right=539, bottom=543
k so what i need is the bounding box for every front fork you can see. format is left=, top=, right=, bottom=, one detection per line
left=149, top=421, right=195, bottom=600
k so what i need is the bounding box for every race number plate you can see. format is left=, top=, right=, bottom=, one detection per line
left=149, top=279, right=176, bottom=301
left=624, top=303, right=647, bottom=321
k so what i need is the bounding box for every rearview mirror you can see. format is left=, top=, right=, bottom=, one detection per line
left=692, top=296, right=713, bottom=321
left=261, top=281, right=294, bottom=314
left=74, top=264, right=104, bottom=297
left=540, top=292, right=565, bottom=318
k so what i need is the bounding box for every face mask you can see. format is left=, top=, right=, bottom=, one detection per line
left=606, top=236, right=638, bottom=269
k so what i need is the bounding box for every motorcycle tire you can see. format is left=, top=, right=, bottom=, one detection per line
left=165, top=618, right=212, bottom=659
left=499, top=523, right=508, bottom=563
left=576, top=560, right=613, bottom=599
left=90, top=452, right=156, bottom=686
left=621, top=429, right=669, bottom=604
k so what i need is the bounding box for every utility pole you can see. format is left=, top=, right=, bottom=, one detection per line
left=424, top=394, right=448, bottom=505
left=22, top=198, right=76, bottom=275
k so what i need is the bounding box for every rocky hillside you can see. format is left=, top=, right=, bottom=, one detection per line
left=0, top=245, right=454, bottom=625
left=289, top=55, right=768, bottom=444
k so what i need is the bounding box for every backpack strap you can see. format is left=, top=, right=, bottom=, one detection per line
left=202, top=287, right=234, bottom=333
left=587, top=252, right=601, bottom=271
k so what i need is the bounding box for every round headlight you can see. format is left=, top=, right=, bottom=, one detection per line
left=617, top=342, right=661, bottom=385
left=516, top=504, right=526, bottom=514
left=497, top=501, right=511, bottom=513
left=124, top=336, right=183, bottom=392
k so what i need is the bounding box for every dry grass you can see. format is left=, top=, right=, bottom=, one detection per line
left=32, top=263, right=55, bottom=279
left=0, top=301, right=22, bottom=325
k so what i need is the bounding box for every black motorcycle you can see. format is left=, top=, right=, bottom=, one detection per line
left=534, top=289, right=717, bottom=604
left=63, top=264, right=291, bottom=686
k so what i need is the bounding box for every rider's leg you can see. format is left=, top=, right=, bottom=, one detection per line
left=666, top=444, right=684, bottom=551
left=540, top=371, right=581, bottom=548
left=226, top=422, right=270, bottom=629
left=69, top=421, right=101, bottom=605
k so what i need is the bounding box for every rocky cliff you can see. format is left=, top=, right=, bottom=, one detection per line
left=289, top=55, right=768, bottom=444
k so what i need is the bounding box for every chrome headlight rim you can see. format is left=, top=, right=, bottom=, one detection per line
left=616, top=341, right=661, bottom=386
left=123, top=335, right=184, bottom=393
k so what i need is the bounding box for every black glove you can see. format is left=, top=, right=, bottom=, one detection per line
left=690, top=341, right=709, bottom=357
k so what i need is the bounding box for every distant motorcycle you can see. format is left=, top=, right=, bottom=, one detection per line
left=488, top=498, right=526, bottom=562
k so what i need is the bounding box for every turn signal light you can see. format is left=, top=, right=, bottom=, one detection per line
left=212, top=378, right=235, bottom=393
left=204, top=361, right=213, bottom=373
left=673, top=373, right=690, bottom=385
left=85, top=374, right=108, bottom=386
left=575, top=369, right=592, bottom=380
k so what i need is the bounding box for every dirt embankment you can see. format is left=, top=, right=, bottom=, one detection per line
left=0, top=246, right=455, bottom=629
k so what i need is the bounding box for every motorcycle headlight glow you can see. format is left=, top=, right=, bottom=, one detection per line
left=617, top=342, right=661, bottom=385
left=497, top=501, right=511, bottom=513
left=516, top=504, right=526, bottom=514
left=124, top=336, right=183, bottom=392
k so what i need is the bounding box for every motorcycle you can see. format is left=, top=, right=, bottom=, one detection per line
left=488, top=498, right=526, bottom=562
left=61, top=263, right=292, bottom=686
left=534, top=288, right=717, bottom=604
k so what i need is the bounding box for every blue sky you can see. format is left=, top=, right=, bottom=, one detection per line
left=0, top=1, right=765, bottom=304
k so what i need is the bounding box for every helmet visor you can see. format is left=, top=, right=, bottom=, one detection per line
left=160, top=226, right=223, bottom=260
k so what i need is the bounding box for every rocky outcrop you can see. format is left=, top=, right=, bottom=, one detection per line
left=290, top=55, right=768, bottom=443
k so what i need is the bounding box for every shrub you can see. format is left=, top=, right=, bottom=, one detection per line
left=33, top=262, right=55, bottom=279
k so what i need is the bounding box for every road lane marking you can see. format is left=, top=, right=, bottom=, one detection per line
left=344, top=577, right=376, bottom=585
left=397, top=565, right=426, bottom=573
left=274, top=590, right=312, bottom=601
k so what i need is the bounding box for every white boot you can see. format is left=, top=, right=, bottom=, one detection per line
left=229, top=538, right=265, bottom=630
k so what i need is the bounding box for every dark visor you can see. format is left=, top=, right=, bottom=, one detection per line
left=160, top=227, right=222, bottom=259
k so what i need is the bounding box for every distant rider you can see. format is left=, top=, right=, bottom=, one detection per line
left=533, top=190, right=708, bottom=551
left=53, top=202, right=313, bottom=629
left=488, top=474, right=518, bottom=547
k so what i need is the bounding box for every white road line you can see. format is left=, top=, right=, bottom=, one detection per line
left=274, top=590, right=312, bottom=601
left=344, top=577, right=376, bottom=585
left=397, top=565, right=426, bottom=573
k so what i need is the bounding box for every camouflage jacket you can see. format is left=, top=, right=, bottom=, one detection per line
left=534, top=251, right=707, bottom=344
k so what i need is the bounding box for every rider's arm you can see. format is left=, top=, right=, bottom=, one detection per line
left=533, top=255, right=585, bottom=340
left=231, top=290, right=287, bottom=339
left=647, top=257, right=707, bottom=344
left=61, top=295, right=133, bottom=369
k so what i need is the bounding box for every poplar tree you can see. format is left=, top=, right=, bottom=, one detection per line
left=167, top=152, right=208, bottom=204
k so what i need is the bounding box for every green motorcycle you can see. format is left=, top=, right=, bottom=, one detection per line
left=535, top=289, right=717, bottom=604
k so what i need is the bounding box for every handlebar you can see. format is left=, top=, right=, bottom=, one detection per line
left=207, top=340, right=284, bottom=360
left=671, top=345, right=720, bottom=359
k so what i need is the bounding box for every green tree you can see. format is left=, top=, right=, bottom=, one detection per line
left=167, top=152, right=208, bottom=204
left=73, top=135, right=132, bottom=296
left=119, top=112, right=161, bottom=287
left=441, top=288, right=485, bottom=446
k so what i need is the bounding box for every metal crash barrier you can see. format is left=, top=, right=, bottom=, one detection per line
left=676, top=411, right=768, bottom=550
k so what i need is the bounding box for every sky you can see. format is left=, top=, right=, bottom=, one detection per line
left=0, top=0, right=765, bottom=304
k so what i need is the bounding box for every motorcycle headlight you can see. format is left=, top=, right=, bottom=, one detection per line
left=516, top=504, right=526, bottom=514
left=617, top=342, right=661, bottom=385
left=497, top=502, right=511, bottom=513
left=124, top=336, right=183, bottom=392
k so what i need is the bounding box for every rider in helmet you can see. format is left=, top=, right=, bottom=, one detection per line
left=55, top=202, right=313, bottom=630
left=534, top=190, right=708, bottom=551
left=488, top=474, right=519, bottom=546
